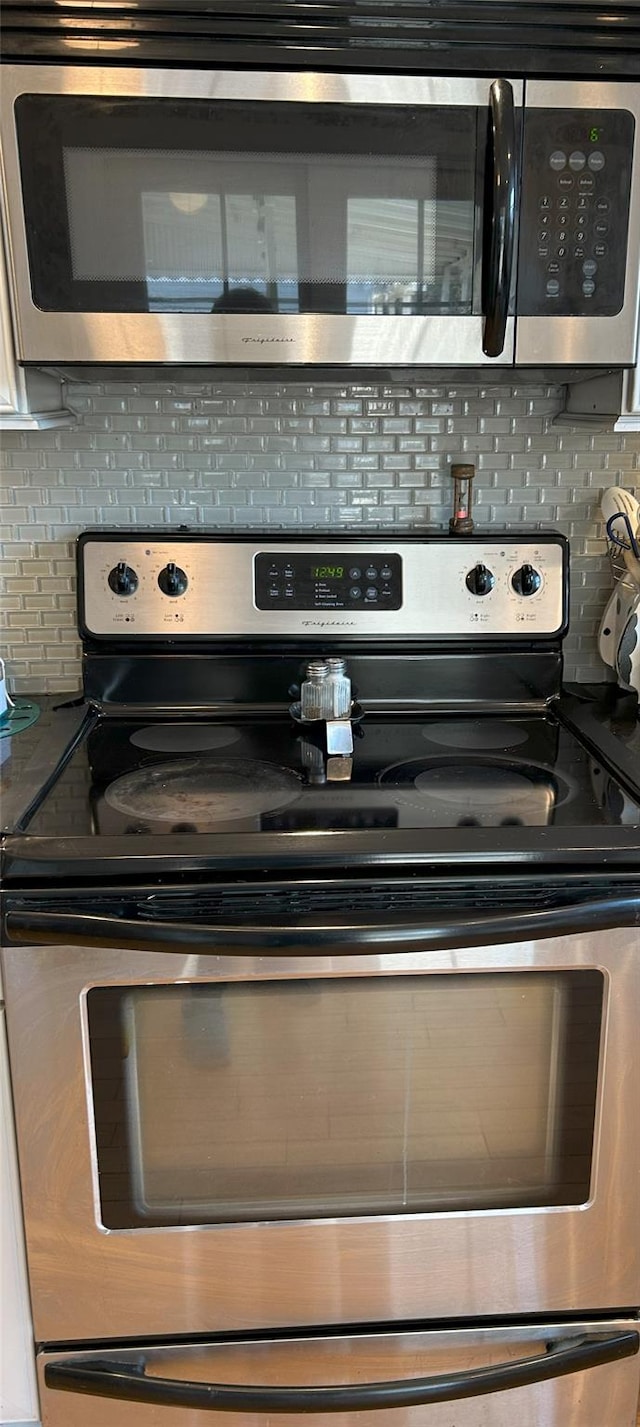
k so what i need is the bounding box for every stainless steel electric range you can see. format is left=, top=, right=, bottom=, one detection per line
left=1, top=530, right=640, bottom=1427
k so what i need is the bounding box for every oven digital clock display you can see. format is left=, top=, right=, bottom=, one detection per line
left=255, top=553, right=403, bottom=611
left=311, top=566, right=344, bottom=579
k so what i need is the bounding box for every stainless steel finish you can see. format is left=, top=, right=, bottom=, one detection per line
left=81, top=538, right=566, bottom=638
left=327, top=754, right=353, bottom=780
left=0, top=66, right=521, bottom=368
left=2, top=927, right=637, bottom=1342
left=326, top=719, right=354, bottom=755
left=0, top=66, right=508, bottom=106
left=516, top=80, right=640, bottom=367
left=36, top=1320, right=640, bottom=1427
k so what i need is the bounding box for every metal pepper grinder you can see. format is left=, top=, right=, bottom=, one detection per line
left=449, top=462, right=476, bottom=534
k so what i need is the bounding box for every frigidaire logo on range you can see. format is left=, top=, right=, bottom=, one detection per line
left=302, top=621, right=357, bottom=628
left=241, top=336, right=295, bottom=344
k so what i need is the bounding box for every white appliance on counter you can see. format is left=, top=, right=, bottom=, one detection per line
left=598, top=486, right=640, bottom=697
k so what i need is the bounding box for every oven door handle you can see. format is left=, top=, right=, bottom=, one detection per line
left=482, top=77, right=518, bottom=358
left=44, top=1331, right=640, bottom=1412
left=5, top=895, right=640, bottom=952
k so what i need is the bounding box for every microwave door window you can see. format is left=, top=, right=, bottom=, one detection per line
left=62, top=148, right=303, bottom=314
left=17, top=97, right=481, bottom=317
left=347, top=195, right=474, bottom=315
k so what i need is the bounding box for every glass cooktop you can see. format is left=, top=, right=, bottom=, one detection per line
left=22, top=710, right=640, bottom=837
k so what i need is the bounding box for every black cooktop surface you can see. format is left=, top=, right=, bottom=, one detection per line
left=20, top=708, right=640, bottom=839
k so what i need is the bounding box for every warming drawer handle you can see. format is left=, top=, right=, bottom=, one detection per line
left=44, top=1332, right=640, bottom=1412
left=6, top=897, right=640, bottom=953
left=482, top=78, right=518, bottom=358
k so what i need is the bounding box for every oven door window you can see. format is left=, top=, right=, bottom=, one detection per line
left=87, top=972, right=603, bottom=1229
left=15, top=96, right=480, bottom=316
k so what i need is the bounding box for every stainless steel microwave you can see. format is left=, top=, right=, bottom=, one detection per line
left=1, top=66, right=639, bottom=371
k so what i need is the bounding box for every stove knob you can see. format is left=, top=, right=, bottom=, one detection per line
left=158, top=562, right=188, bottom=597
left=465, top=562, right=495, bottom=596
left=108, top=561, right=138, bottom=596
left=512, top=563, right=542, bottom=597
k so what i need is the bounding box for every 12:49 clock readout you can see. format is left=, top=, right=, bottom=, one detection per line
left=312, top=566, right=344, bottom=579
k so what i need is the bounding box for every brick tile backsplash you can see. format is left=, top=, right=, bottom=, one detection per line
left=1, top=378, right=639, bottom=694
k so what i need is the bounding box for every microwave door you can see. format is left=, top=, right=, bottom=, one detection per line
left=0, top=66, right=521, bottom=367
left=515, top=79, right=640, bottom=367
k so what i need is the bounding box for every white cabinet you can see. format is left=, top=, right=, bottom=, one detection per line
left=0, top=1009, right=39, bottom=1424
left=562, top=366, right=640, bottom=429
left=613, top=365, right=640, bottom=431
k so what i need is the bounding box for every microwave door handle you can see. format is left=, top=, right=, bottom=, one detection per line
left=44, top=1331, right=640, bottom=1412
left=482, top=78, right=518, bottom=358
left=6, top=895, right=639, bottom=952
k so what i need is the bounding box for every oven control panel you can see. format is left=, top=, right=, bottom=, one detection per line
left=80, top=535, right=567, bottom=640
left=254, top=552, right=403, bottom=611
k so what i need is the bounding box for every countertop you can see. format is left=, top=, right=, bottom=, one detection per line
left=1, top=694, right=87, bottom=833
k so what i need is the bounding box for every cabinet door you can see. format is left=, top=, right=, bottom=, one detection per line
left=0, top=1009, right=39, bottom=1423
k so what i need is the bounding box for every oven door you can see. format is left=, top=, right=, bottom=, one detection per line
left=0, top=64, right=520, bottom=367
left=2, top=899, right=639, bottom=1343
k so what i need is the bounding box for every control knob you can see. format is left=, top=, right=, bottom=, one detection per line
left=465, top=563, right=495, bottom=596
left=108, top=561, right=138, bottom=597
left=158, top=562, right=188, bottom=597
left=512, top=563, right=542, bottom=597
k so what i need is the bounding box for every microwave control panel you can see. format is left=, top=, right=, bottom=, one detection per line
left=518, top=108, right=634, bottom=316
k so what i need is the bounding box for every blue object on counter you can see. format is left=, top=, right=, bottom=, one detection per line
left=0, top=698, right=41, bottom=738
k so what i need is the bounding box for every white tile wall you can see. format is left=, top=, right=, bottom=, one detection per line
left=1, top=378, right=639, bottom=693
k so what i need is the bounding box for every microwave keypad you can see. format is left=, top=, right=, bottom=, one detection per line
left=518, top=109, right=634, bottom=316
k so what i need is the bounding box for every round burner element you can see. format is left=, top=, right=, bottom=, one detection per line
left=422, top=720, right=529, bottom=752
left=379, top=757, right=572, bottom=827
left=105, top=757, right=301, bottom=825
left=413, top=764, right=540, bottom=807
left=130, top=725, right=241, bottom=754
